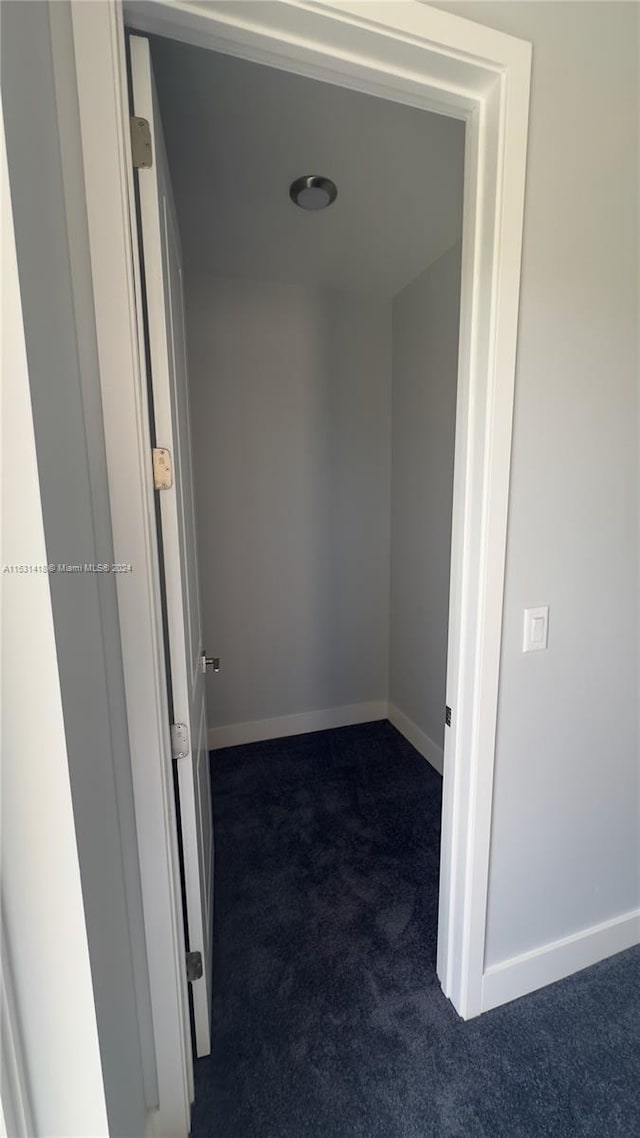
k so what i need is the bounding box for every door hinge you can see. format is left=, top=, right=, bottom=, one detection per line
left=152, top=447, right=173, bottom=490
left=445, top=705, right=452, bottom=727
left=186, top=951, right=203, bottom=983
left=200, top=654, right=220, bottom=674
left=130, top=116, right=153, bottom=169
left=170, top=722, right=189, bottom=760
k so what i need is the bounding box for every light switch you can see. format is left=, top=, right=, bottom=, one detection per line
left=523, top=605, right=549, bottom=652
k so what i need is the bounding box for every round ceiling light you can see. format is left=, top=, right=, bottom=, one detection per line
left=289, top=174, right=338, bottom=211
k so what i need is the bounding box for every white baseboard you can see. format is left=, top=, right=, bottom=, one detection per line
left=208, top=700, right=388, bottom=750
left=387, top=703, right=444, bottom=775
left=482, top=906, right=640, bottom=1012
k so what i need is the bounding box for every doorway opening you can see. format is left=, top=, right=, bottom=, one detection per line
left=136, top=21, right=464, bottom=1090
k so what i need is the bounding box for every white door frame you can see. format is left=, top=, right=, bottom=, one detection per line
left=71, top=2, right=531, bottom=1133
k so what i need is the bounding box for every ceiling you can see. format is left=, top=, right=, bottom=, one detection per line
left=151, top=35, right=465, bottom=297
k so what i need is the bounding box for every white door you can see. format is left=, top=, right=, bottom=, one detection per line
left=130, top=35, right=213, bottom=1058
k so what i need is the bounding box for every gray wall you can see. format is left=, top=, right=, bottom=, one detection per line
left=1, top=2, right=155, bottom=1132
left=186, top=277, right=392, bottom=729
left=435, top=1, right=639, bottom=966
left=2, top=93, right=108, bottom=1138
left=389, top=244, right=461, bottom=749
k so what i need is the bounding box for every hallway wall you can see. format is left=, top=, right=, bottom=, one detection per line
left=389, top=244, right=462, bottom=764
left=435, top=1, right=640, bottom=975
left=187, top=276, right=392, bottom=738
left=2, top=106, right=109, bottom=1138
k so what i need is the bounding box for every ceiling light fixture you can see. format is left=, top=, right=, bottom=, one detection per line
left=289, top=175, right=338, bottom=211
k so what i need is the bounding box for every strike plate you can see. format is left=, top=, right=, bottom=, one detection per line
left=152, top=447, right=173, bottom=490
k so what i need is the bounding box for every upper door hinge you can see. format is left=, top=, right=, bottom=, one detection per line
left=445, top=705, right=452, bottom=727
left=152, top=447, right=173, bottom=490
left=130, top=116, right=153, bottom=169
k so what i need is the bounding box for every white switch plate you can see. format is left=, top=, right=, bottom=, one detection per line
left=523, top=605, right=549, bottom=652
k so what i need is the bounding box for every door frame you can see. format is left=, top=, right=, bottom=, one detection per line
left=71, top=1, right=531, bottom=1133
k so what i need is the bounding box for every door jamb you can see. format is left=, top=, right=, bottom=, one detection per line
left=71, top=1, right=531, bottom=1132
left=70, top=5, right=194, bottom=1137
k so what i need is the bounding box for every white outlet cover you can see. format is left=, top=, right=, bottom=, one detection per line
left=523, top=605, right=549, bottom=652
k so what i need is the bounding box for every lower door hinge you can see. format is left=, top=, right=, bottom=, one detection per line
left=445, top=705, right=452, bottom=727
left=171, top=722, right=189, bottom=760
left=186, top=951, right=203, bottom=983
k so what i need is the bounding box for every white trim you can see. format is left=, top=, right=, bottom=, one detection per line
left=209, top=701, right=388, bottom=750
left=0, top=156, right=37, bottom=1135
left=437, top=64, right=531, bottom=1019
left=1, top=919, right=36, bottom=1138
left=70, top=3, right=193, bottom=1135
left=482, top=909, right=640, bottom=1012
left=73, top=0, right=532, bottom=1077
left=387, top=705, right=444, bottom=776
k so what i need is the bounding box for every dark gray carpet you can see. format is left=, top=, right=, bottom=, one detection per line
left=191, top=720, right=640, bottom=1137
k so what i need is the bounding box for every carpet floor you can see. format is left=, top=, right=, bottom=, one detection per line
left=191, top=720, right=640, bottom=1137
